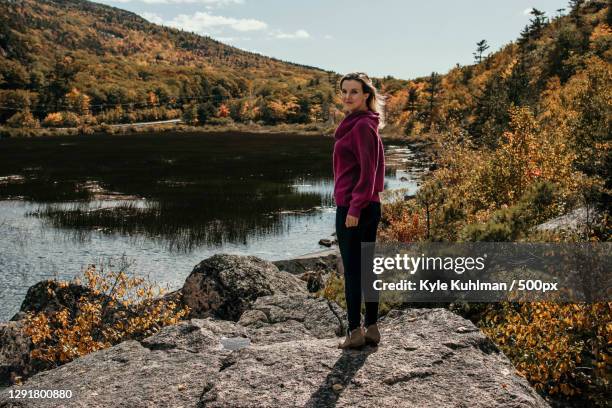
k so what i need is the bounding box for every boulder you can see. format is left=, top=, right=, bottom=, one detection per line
left=318, top=238, right=334, bottom=247
left=182, top=254, right=307, bottom=320
left=273, top=250, right=338, bottom=276
left=11, top=280, right=111, bottom=321
left=274, top=250, right=341, bottom=293
left=535, top=206, right=604, bottom=233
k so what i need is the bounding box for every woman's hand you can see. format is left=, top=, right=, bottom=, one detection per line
left=345, top=214, right=359, bottom=228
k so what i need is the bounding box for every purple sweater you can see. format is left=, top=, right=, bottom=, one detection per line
left=333, top=109, right=385, bottom=218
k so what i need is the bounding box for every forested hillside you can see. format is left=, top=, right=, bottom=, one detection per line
left=374, top=1, right=610, bottom=405
left=0, top=0, right=609, bottom=144
left=0, top=0, right=372, bottom=128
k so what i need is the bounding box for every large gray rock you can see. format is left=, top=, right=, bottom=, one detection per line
left=273, top=249, right=341, bottom=293
left=0, top=321, right=32, bottom=386
left=273, top=249, right=339, bottom=276
left=0, top=308, right=551, bottom=408
left=182, top=254, right=307, bottom=320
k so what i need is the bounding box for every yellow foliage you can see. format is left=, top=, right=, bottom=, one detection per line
left=590, top=23, right=612, bottom=42
left=481, top=301, right=611, bottom=398
left=65, top=87, right=91, bottom=115
left=42, top=112, right=64, bottom=126
left=23, top=264, right=189, bottom=366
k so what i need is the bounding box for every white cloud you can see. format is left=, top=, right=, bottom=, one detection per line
left=323, top=34, right=333, bottom=40
left=136, top=9, right=312, bottom=44
left=141, top=11, right=164, bottom=24
left=523, top=7, right=534, bottom=15
left=215, top=36, right=251, bottom=43
left=107, top=0, right=243, bottom=4
left=165, top=12, right=267, bottom=33
left=272, top=29, right=310, bottom=39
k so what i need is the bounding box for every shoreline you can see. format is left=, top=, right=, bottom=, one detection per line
left=0, top=121, right=431, bottom=142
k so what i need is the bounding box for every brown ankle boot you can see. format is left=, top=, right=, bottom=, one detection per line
left=364, top=323, right=380, bottom=345
left=338, top=327, right=365, bottom=349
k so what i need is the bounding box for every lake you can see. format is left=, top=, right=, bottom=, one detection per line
left=0, top=131, right=427, bottom=321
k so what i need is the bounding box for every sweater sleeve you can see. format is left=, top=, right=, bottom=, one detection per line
left=348, top=120, right=379, bottom=218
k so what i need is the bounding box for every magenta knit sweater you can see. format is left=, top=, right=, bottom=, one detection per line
left=333, top=109, right=385, bottom=218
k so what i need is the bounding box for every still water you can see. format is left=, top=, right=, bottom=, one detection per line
left=0, top=131, right=427, bottom=320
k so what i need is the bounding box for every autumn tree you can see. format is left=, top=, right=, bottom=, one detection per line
left=65, top=88, right=91, bottom=115
left=43, top=55, right=83, bottom=113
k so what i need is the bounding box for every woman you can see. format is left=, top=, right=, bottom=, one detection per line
left=333, top=72, right=385, bottom=349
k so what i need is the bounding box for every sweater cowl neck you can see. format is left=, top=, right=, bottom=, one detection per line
left=334, top=109, right=380, bottom=140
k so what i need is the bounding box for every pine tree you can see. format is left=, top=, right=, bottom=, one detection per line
left=424, top=72, right=440, bottom=130
left=473, top=40, right=490, bottom=63
left=469, top=72, right=510, bottom=148
left=518, top=8, right=549, bottom=46
left=404, top=86, right=418, bottom=112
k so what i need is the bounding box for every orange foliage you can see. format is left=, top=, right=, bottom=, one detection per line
left=23, top=264, right=189, bottom=366
left=482, top=301, right=611, bottom=399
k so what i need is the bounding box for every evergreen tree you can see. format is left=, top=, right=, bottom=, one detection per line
left=424, top=72, right=440, bottom=130
left=211, top=84, right=230, bottom=107
left=529, top=8, right=548, bottom=34
left=518, top=8, right=549, bottom=46
left=182, top=103, right=198, bottom=125
left=473, top=39, right=490, bottom=63
left=42, top=54, right=82, bottom=113
left=469, top=72, right=510, bottom=148
left=506, top=58, right=534, bottom=107
left=404, top=86, right=418, bottom=112
left=196, top=101, right=216, bottom=124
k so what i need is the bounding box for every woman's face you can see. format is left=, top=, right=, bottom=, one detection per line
left=341, top=79, right=369, bottom=113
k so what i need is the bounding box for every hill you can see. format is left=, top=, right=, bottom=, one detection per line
left=0, top=0, right=356, bottom=127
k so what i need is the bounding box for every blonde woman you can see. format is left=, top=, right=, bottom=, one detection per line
left=333, top=72, right=385, bottom=349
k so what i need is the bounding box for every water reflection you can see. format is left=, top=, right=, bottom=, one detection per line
left=1, top=132, right=425, bottom=253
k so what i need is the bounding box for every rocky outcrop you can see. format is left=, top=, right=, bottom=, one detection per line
left=2, top=281, right=120, bottom=386
left=535, top=206, right=605, bottom=233
left=0, top=253, right=552, bottom=407
left=182, top=254, right=307, bottom=320
left=0, top=307, right=550, bottom=407
left=273, top=249, right=340, bottom=293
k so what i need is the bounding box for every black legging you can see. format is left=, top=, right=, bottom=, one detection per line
left=335, top=201, right=381, bottom=333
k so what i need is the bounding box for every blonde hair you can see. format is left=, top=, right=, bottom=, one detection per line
left=340, top=72, right=386, bottom=129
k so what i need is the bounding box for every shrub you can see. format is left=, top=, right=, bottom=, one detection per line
left=6, top=109, right=39, bottom=129
left=460, top=181, right=559, bottom=242
left=480, top=301, right=611, bottom=405
left=23, top=261, right=189, bottom=368
left=206, top=116, right=234, bottom=126
left=42, top=111, right=80, bottom=128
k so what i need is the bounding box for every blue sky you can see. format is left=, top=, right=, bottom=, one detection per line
left=93, top=0, right=569, bottom=79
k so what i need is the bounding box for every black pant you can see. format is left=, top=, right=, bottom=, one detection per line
left=335, top=201, right=381, bottom=333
